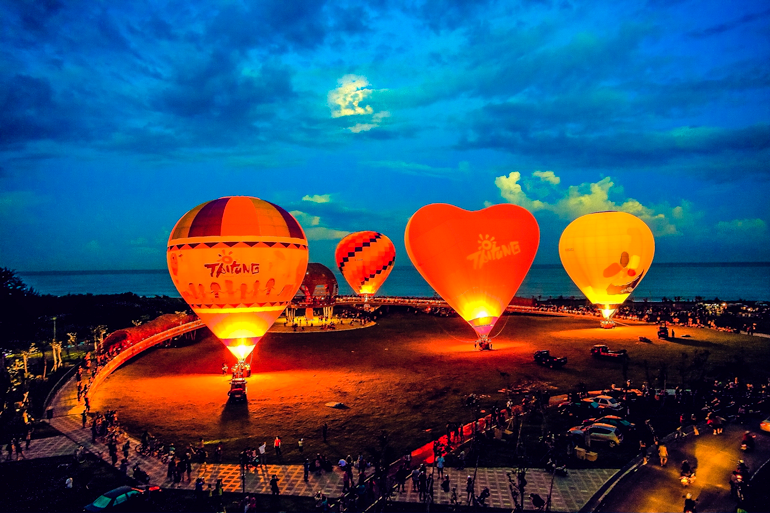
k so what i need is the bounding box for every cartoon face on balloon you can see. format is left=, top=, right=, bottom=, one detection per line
left=167, top=196, right=308, bottom=361
left=559, top=211, right=655, bottom=321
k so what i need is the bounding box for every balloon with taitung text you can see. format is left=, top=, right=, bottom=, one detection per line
left=335, top=231, right=396, bottom=299
left=405, top=203, right=539, bottom=344
left=559, top=211, right=655, bottom=326
left=167, top=196, right=308, bottom=361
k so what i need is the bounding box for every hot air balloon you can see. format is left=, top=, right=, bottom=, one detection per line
left=559, top=211, right=655, bottom=327
left=405, top=203, right=539, bottom=349
left=335, top=231, right=396, bottom=300
left=290, top=263, right=338, bottom=322
left=167, top=196, right=308, bottom=362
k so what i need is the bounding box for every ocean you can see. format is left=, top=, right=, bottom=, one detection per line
left=18, top=263, right=770, bottom=302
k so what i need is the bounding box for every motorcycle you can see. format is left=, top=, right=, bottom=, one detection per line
left=133, top=464, right=150, bottom=484
left=545, top=458, right=568, bottom=476
left=680, top=461, right=695, bottom=487
left=683, top=493, right=697, bottom=513
left=740, top=432, right=755, bottom=452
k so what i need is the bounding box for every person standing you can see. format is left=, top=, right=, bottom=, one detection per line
left=658, top=443, right=668, bottom=466
left=274, top=436, right=282, bottom=457
left=25, top=428, right=32, bottom=450
left=298, top=437, right=304, bottom=453
left=436, top=454, right=445, bottom=478
left=259, top=442, right=267, bottom=469
left=304, top=458, right=310, bottom=482
left=82, top=409, right=88, bottom=429
left=13, top=438, right=24, bottom=460
left=122, top=439, right=130, bottom=460
left=270, top=474, right=280, bottom=495
left=465, top=476, right=474, bottom=505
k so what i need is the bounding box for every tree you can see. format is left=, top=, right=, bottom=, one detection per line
left=91, top=325, right=107, bottom=354
left=0, top=267, right=38, bottom=299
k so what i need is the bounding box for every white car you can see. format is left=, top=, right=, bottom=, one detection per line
left=568, top=423, right=624, bottom=448
left=584, top=395, right=624, bottom=412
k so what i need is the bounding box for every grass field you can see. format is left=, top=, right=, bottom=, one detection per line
left=92, top=308, right=768, bottom=466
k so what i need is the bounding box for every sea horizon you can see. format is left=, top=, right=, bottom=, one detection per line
left=16, top=262, right=770, bottom=302
left=18, top=261, right=770, bottom=275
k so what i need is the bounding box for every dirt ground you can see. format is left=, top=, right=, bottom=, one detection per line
left=93, top=309, right=768, bottom=465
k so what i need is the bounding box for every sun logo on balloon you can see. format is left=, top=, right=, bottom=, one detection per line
left=217, top=250, right=234, bottom=264
left=477, top=234, right=495, bottom=251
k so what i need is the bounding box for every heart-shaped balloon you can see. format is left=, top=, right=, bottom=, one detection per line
left=405, top=203, right=539, bottom=340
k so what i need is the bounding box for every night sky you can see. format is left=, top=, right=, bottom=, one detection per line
left=1, top=1, right=769, bottom=272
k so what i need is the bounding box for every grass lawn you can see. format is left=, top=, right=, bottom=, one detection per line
left=92, top=308, right=768, bottom=467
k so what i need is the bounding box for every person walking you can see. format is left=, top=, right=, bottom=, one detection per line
left=658, top=443, right=668, bottom=466
left=304, top=458, right=310, bottom=482
left=82, top=409, right=88, bottom=429
left=25, top=428, right=32, bottom=450
left=270, top=474, right=280, bottom=495
left=122, top=439, right=130, bottom=460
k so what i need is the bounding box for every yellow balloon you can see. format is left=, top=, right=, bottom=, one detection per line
left=559, top=211, right=655, bottom=323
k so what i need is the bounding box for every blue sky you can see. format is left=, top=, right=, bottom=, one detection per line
left=1, top=0, right=768, bottom=271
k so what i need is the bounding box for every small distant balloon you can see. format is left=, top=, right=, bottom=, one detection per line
left=559, top=211, right=655, bottom=326
left=167, top=196, right=308, bottom=361
left=335, top=231, right=396, bottom=299
left=405, top=203, right=540, bottom=344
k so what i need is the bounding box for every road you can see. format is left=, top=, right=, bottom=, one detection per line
left=598, top=421, right=770, bottom=512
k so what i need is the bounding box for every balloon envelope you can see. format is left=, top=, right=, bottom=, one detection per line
left=167, top=196, right=308, bottom=361
left=405, top=203, right=539, bottom=339
left=335, top=231, right=396, bottom=298
left=559, top=211, right=655, bottom=319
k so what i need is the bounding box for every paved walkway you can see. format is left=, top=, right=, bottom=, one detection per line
left=8, top=369, right=620, bottom=510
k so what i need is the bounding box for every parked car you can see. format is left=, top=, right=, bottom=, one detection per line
left=84, top=485, right=160, bottom=512
left=558, top=400, right=601, bottom=420
left=534, top=350, right=567, bottom=369
left=591, top=345, right=627, bottom=359
left=584, top=395, right=624, bottom=412
left=228, top=378, right=247, bottom=402
left=582, top=415, right=636, bottom=434
left=568, top=423, right=624, bottom=448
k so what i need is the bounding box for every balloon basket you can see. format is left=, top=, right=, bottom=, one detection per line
left=600, top=320, right=616, bottom=329
left=476, top=336, right=493, bottom=351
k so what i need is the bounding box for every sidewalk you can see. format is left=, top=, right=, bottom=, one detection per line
left=10, top=371, right=619, bottom=510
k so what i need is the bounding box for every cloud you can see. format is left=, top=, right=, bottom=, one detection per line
left=533, top=170, right=560, bottom=185
left=328, top=75, right=391, bottom=133
left=304, top=227, right=351, bottom=240
left=715, top=218, right=768, bottom=236
left=349, top=111, right=391, bottom=133
left=364, top=159, right=469, bottom=179
left=329, top=75, right=375, bottom=118
left=494, top=171, right=685, bottom=236
left=290, top=209, right=349, bottom=240
left=688, top=7, right=770, bottom=38
left=302, top=194, right=332, bottom=204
